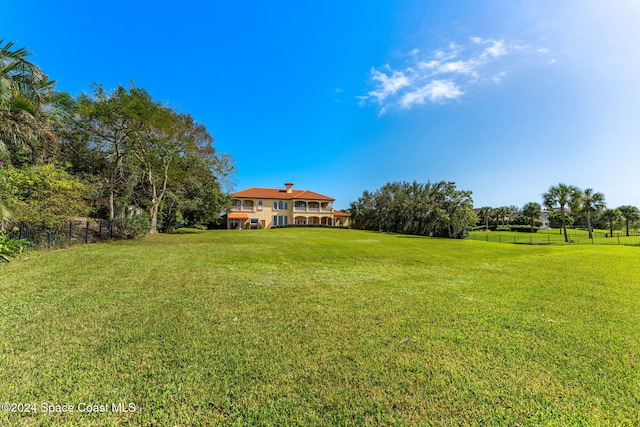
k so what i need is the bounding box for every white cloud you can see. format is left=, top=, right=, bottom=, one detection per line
left=418, top=60, right=440, bottom=69
left=482, top=39, right=507, bottom=58
left=361, top=36, right=544, bottom=113
left=438, top=60, right=478, bottom=76
left=400, top=80, right=464, bottom=108
left=367, top=69, right=410, bottom=102
left=492, top=71, right=507, bottom=83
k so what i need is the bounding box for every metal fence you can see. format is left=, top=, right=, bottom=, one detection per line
left=5, top=219, right=113, bottom=250
left=467, top=231, right=640, bottom=246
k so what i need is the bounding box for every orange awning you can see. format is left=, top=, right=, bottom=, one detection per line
left=228, top=213, right=249, bottom=219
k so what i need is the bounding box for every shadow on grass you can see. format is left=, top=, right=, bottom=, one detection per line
left=169, top=228, right=206, bottom=235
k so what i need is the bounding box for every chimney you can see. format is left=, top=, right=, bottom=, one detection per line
left=285, top=182, right=294, bottom=193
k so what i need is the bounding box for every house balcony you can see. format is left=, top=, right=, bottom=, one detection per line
left=231, top=206, right=256, bottom=212
left=293, top=207, right=333, bottom=213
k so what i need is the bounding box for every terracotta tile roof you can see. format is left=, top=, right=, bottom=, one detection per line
left=232, top=187, right=335, bottom=201
left=227, top=212, right=250, bottom=219
left=332, top=210, right=350, bottom=217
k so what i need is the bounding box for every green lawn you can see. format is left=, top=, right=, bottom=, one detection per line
left=1, top=228, right=640, bottom=426
left=469, top=228, right=640, bottom=246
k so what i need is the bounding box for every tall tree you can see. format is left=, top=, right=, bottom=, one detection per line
left=618, top=205, right=640, bottom=237
left=495, top=206, right=513, bottom=226
left=70, top=85, right=152, bottom=222
left=522, top=202, right=542, bottom=232
left=132, top=105, right=231, bottom=233
left=543, top=183, right=581, bottom=242
left=601, top=209, right=621, bottom=238
left=575, top=188, right=606, bottom=239
left=478, top=206, right=493, bottom=231
left=0, top=39, right=70, bottom=165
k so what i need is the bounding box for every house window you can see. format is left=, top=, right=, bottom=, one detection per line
left=258, top=200, right=263, bottom=210
left=272, top=215, right=288, bottom=226
left=229, top=219, right=239, bottom=229
left=278, top=200, right=283, bottom=210
left=231, top=200, right=241, bottom=209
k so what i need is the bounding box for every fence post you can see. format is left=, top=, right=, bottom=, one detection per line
left=85, top=221, right=90, bottom=243
left=618, top=236, right=621, bottom=245
left=548, top=235, right=550, bottom=245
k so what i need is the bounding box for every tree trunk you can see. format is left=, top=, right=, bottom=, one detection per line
left=109, top=188, right=115, bottom=222
left=587, top=210, right=592, bottom=239
left=561, top=205, right=568, bottom=242
left=149, top=203, right=159, bottom=233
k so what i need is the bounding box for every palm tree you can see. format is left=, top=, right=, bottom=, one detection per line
left=0, top=39, right=63, bottom=164
left=575, top=188, right=605, bottom=239
left=600, top=209, right=621, bottom=238
left=495, top=206, right=513, bottom=227
left=522, top=202, right=541, bottom=232
left=616, top=206, right=638, bottom=237
left=543, top=183, right=581, bottom=242
left=478, top=206, right=493, bottom=231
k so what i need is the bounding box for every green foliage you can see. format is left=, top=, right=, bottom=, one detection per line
left=111, top=209, right=151, bottom=239
left=0, top=231, right=29, bottom=261
left=0, top=163, right=87, bottom=226
left=477, top=206, right=494, bottom=230
left=0, top=39, right=70, bottom=166
left=574, top=188, right=606, bottom=238
left=600, top=208, right=622, bottom=237
left=618, top=205, right=640, bottom=236
left=350, top=180, right=476, bottom=239
left=60, top=84, right=234, bottom=234
left=543, top=183, right=581, bottom=242
left=522, top=201, right=542, bottom=230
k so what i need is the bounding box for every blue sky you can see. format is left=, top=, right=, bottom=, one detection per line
left=4, top=1, right=640, bottom=210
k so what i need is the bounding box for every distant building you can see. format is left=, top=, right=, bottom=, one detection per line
left=225, top=182, right=350, bottom=229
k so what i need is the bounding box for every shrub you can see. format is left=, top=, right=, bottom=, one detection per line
left=0, top=231, right=30, bottom=261
left=111, top=211, right=151, bottom=239
left=0, top=164, right=88, bottom=227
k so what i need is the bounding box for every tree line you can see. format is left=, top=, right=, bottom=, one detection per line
left=349, top=181, right=476, bottom=239
left=0, top=39, right=233, bottom=237
left=477, top=183, right=640, bottom=242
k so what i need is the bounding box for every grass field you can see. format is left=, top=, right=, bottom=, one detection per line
left=1, top=228, right=640, bottom=426
left=469, top=228, right=640, bottom=246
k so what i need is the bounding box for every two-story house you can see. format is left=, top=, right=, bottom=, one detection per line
left=226, top=182, right=349, bottom=229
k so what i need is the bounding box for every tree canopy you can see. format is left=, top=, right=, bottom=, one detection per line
left=0, top=40, right=234, bottom=236
left=349, top=181, right=476, bottom=239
